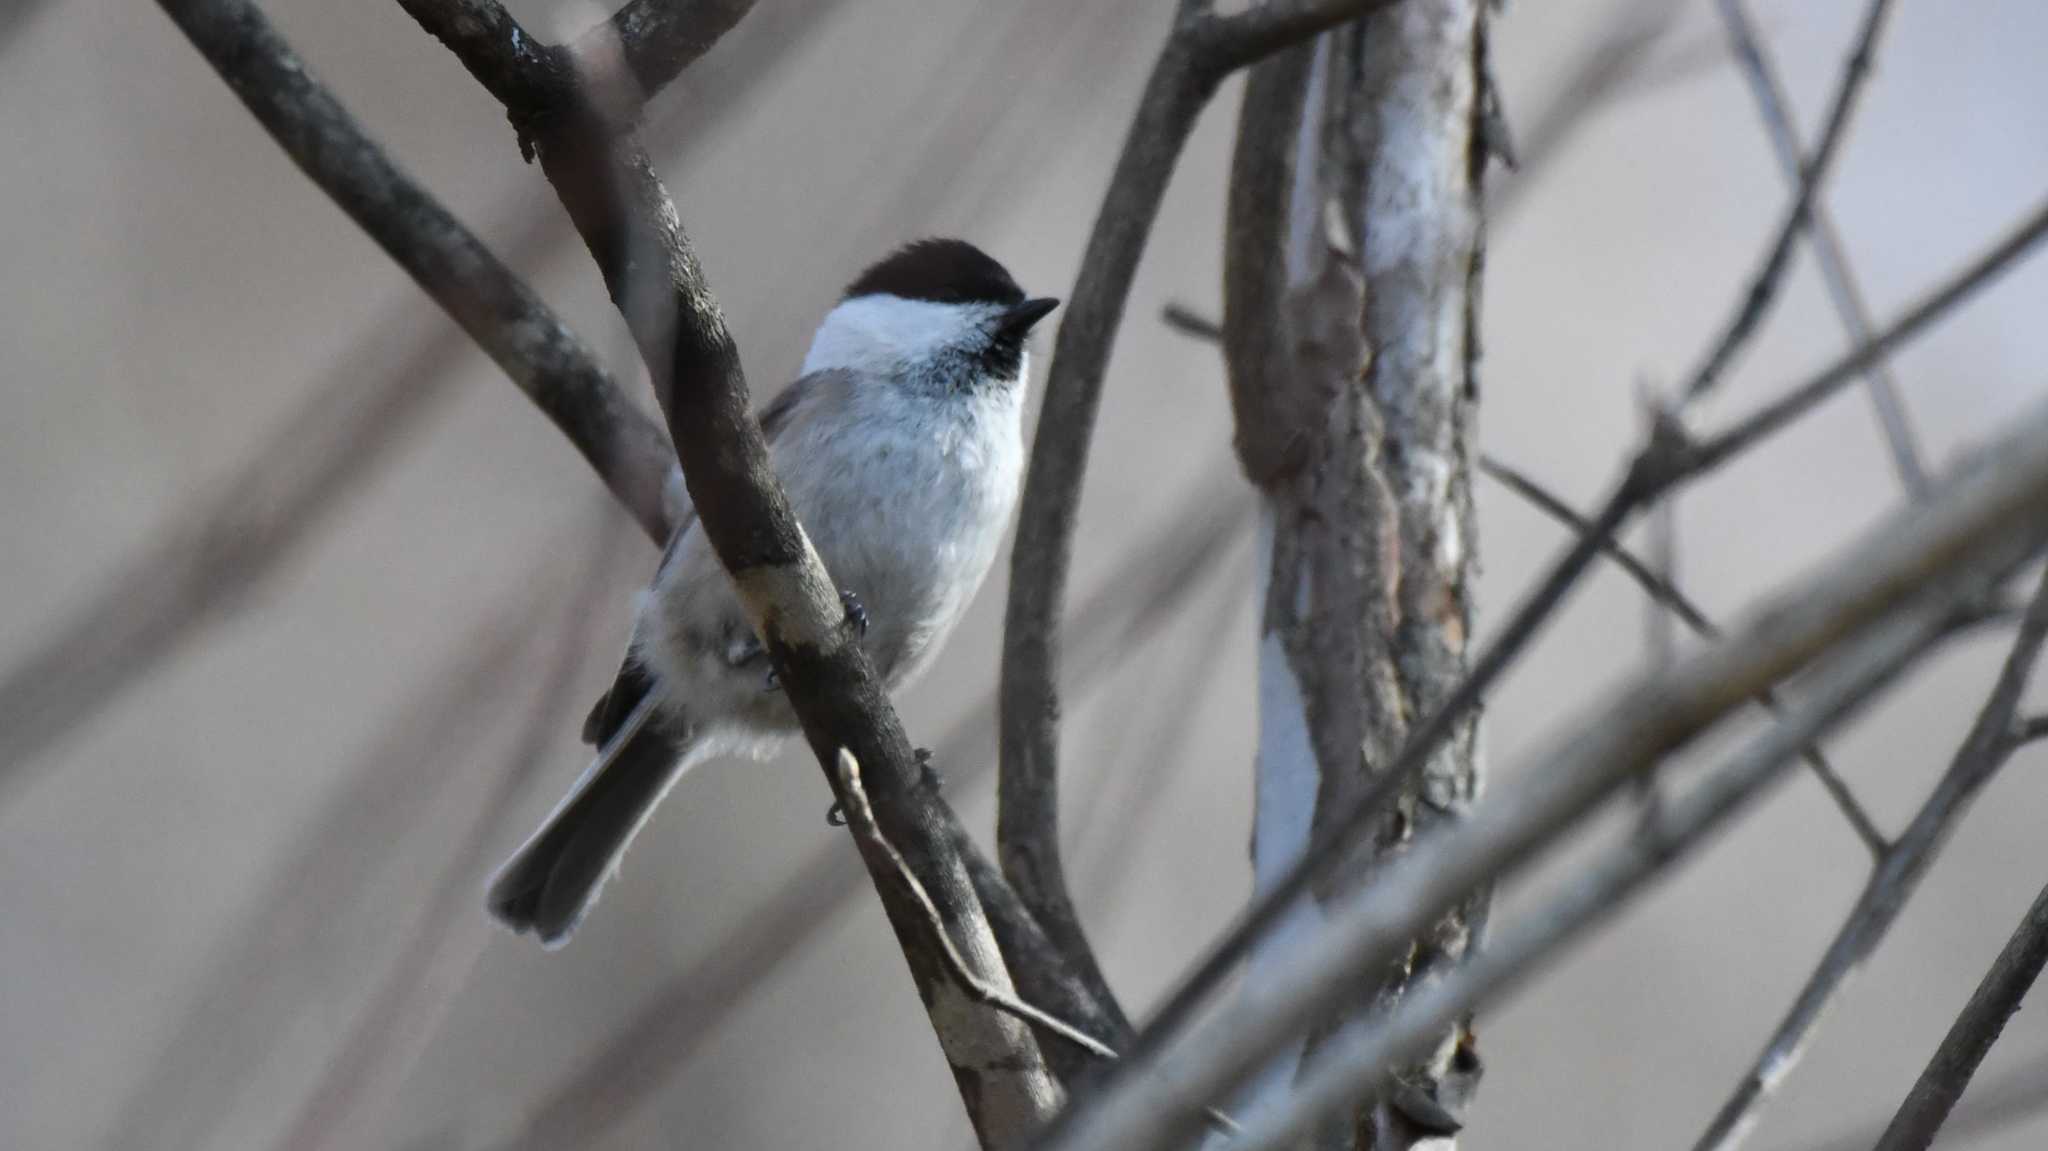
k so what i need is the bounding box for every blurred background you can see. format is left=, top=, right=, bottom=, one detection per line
left=5, top=0, right=2048, bottom=1147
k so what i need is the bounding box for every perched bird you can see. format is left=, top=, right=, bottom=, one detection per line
left=488, top=239, right=1058, bottom=946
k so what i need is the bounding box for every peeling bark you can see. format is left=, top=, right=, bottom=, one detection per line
left=1226, top=2, right=1488, bottom=1147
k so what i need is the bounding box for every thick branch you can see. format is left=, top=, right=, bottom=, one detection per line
left=154, top=0, right=674, bottom=541
left=1690, top=566, right=2048, bottom=1151
left=1871, top=876, right=2048, bottom=1151
left=997, top=0, right=1393, bottom=1059
left=593, top=0, right=757, bottom=101
left=488, top=477, right=1249, bottom=1151
left=1041, top=392, right=2048, bottom=1151
left=397, top=1, right=1069, bottom=1137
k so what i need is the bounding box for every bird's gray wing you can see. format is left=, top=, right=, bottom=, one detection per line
left=580, top=369, right=856, bottom=747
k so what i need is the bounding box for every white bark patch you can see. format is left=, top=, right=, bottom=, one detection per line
left=1235, top=501, right=1325, bottom=1134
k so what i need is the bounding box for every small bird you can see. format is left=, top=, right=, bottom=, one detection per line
left=488, top=239, right=1058, bottom=946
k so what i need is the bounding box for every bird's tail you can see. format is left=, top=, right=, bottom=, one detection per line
left=486, top=696, right=704, bottom=947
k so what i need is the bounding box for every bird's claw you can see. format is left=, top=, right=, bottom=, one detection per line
left=840, top=589, right=868, bottom=637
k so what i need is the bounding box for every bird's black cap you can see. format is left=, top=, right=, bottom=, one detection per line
left=843, top=238, right=1027, bottom=307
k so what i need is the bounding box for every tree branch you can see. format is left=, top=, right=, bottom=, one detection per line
left=1870, top=875, right=2048, bottom=1151
left=398, top=1, right=1079, bottom=1137
left=153, top=0, right=674, bottom=543
left=167, top=0, right=1064, bottom=1140
left=1679, top=0, right=1899, bottom=403
left=1167, top=302, right=1892, bottom=858
left=997, top=0, right=1395, bottom=1063
left=1232, top=595, right=1964, bottom=1151
left=486, top=475, right=1250, bottom=1151
left=1690, top=566, right=2048, bottom=1151
left=1715, top=0, right=1927, bottom=494
left=1114, top=189, right=2048, bottom=1070
left=1040, top=391, right=2048, bottom=1151
left=1479, top=453, right=1889, bottom=857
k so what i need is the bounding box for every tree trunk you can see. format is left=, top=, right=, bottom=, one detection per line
left=1225, top=3, right=1488, bottom=1147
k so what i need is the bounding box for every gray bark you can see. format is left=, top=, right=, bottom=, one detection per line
left=1226, top=3, right=1488, bottom=1146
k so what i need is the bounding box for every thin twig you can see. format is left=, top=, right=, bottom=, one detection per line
left=997, top=0, right=1396, bottom=1064
left=1680, top=0, right=1900, bottom=403
left=1871, top=876, right=2048, bottom=1151
left=1690, top=192, right=2048, bottom=470
left=1042, top=393, right=2048, bottom=1151
left=1715, top=0, right=1927, bottom=495
left=1479, top=452, right=1889, bottom=857
left=2008, top=715, right=2048, bottom=751
left=1690, top=566, right=2048, bottom=1151
left=834, top=750, right=1243, bottom=1139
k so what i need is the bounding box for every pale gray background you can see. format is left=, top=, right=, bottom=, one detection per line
left=5, top=0, right=2048, bottom=1148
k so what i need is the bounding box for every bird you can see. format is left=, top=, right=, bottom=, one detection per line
left=487, top=238, right=1059, bottom=946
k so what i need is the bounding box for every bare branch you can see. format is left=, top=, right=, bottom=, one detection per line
left=1680, top=0, right=1900, bottom=403
left=998, top=0, right=1391, bottom=1052
left=487, top=475, right=1250, bottom=1151
left=1870, top=876, right=2048, bottom=1151
left=1690, top=192, right=2048, bottom=470
left=153, top=0, right=674, bottom=542
left=1789, top=1047, right=2048, bottom=1151
left=1478, top=453, right=1889, bottom=857
left=1715, top=0, right=1927, bottom=495
left=2009, top=714, right=2048, bottom=751
left=1190, top=0, right=1399, bottom=75
left=1120, top=190, right=2048, bottom=1069
left=1, top=0, right=817, bottom=795
left=588, top=0, right=758, bottom=102
left=1691, top=567, right=2048, bottom=1151
left=1233, top=598, right=1962, bottom=1151
left=1042, top=394, right=2048, bottom=1151
left=169, top=0, right=1062, bottom=1138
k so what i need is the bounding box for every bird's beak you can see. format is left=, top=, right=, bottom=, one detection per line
left=999, top=297, right=1061, bottom=337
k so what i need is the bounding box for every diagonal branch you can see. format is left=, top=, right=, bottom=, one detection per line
left=1679, top=0, right=1899, bottom=403
left=1041, top=385, right=2048, bottom=1151
left=485, top=474, right=1250, bottom=1151
left=1113, top=191, right=2048, bottom=1073
left=1162, top=297, right=1891, bottom=856
left=997, top=0, right=1396, bottom=1059
left=1871, top=875, right=2048, bottom=1151
left=1232, top=595, right=1965, bottom=1151
left=1715, top=0, right=1927, bottom=494
left=163, top=0, right=1065, bottom=1141
left=1689, top=566, right=2048, bottom=1151
left=152, top=0, right=674, bottom=542
left=0, top=0, right=833, bottom=796
left=1478, top=453, right=1889, bottom=857
left=393, top=0, right=1071, bottom=1137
